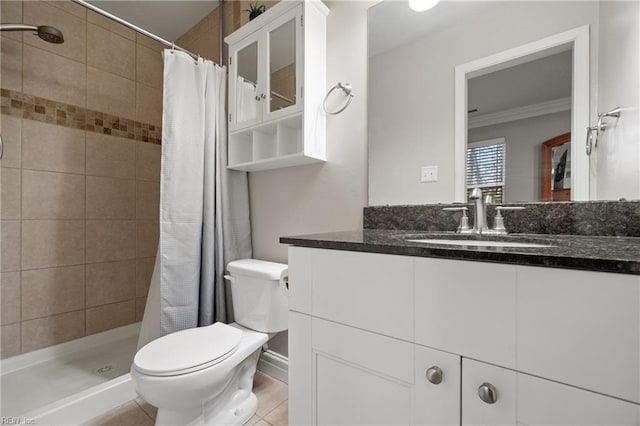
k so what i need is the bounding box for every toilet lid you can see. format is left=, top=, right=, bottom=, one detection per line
left=227, top=259, right=288, bottom=280
left=134, top=322, right=242, bottom=376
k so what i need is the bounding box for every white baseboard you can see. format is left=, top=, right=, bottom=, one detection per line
left=257, top=350, right=288, bottom=384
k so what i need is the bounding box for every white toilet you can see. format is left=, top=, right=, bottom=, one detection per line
left=131, top=259, right=289, bottom=426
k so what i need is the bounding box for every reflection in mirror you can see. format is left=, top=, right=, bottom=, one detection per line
left=455, top=30, right=587, bottom=202
left=368, top=1, right=639, bottom=206
left=269, top=18, right=296, bottom=113
left=541, top=133, right=572, bottom=201
left=467, top=51, right=572, bottom=203
left=237, top=41, right=258, bottom=123
left=466, top=138, right=506, bottom=203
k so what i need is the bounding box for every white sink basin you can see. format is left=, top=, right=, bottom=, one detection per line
left=407, top=239, right=552, bottom=248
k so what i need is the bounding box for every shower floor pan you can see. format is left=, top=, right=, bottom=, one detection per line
left=1, top=322, right=140, bottom=424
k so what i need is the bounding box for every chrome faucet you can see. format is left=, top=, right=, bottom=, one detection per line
left=443, top=189, right=525, bottom=234
left=468, top=188, right=489, bottom=233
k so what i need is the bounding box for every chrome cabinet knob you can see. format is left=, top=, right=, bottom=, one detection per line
left=426, top=366, right=443, bottom=384
left=255, top=95, right=261, bottom=101
left=478, top=382, right=498, bottom=404
left=261, top=93, right=267, bottom=99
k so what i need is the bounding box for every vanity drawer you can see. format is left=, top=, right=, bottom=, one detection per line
left=517, top=266, right=640, bottom=403
left=415, top=258, right=517, bottom=368
left=310, top=248, right=414, bottom=341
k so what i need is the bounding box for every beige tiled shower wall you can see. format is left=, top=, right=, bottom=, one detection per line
left=175, top=1, right=280, bottom=65
left=0, top=0, right=164, bottom=358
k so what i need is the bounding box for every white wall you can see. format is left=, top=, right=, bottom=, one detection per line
left=469, top=112, right=571, bottom=202
left=595, top=1, right=640, bottom=200
left=250, top=1, right=369, bottom=264
left=368, top=2, right=599, bottom=205
left=249, top=1, right=371, bottom=355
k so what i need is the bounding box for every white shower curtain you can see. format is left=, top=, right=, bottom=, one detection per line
left=147, top=50, right=251, bottom=337
left=237, top=76, right=257, bottom=122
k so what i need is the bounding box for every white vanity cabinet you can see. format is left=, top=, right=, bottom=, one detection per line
left=225, top=0, right=328, bottom=171
left=288, top=247, right=640, bottom=425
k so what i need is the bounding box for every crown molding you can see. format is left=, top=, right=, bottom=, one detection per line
left=468, top=97, right=571, bottom=129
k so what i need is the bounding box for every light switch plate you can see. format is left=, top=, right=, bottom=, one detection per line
left=421, top=166, right=438, bottom=182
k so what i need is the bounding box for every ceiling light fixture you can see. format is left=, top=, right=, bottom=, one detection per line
left=409, top=0, right=441, bottom=12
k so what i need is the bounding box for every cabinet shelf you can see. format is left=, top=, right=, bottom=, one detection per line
left=228, top=113, right=324, bottom=171
left=228, top=152, right=324, bottom=172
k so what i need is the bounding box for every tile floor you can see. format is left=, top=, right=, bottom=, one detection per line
left=83, top=371, right=288, bottom=426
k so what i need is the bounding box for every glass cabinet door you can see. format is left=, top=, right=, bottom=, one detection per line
left=229, top=5, right=302, bottom=131
left=268, top=18, right=296, bottom=114
left=265, top=7, right=301, bottom=119
left=235, top=40, right=259, bottom=126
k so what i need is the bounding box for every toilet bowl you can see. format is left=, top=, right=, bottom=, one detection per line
left=131, top=259, right=288, bottom=426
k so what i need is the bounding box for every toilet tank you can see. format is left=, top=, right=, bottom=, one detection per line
left=226, top=259, right=288, bottom=333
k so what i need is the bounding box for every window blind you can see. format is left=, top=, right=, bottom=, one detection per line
left=466, top=140, right=505, bottom=203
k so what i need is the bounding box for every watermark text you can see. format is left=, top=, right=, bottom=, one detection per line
left=1, top=417, right=36, bottom=425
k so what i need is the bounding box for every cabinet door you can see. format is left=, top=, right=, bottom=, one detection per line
left=312, top=318, right=414, bottom=425
left=463, top=358, right=640, bottom=426
left=462, top=358, right=517, bottom=426
left=229, top=33, right=262, bottom=130
left=263, top=6, right=303, bottom=122
left=414, top=345, right=461, bottom=425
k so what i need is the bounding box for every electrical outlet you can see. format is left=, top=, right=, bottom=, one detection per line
left=421, top=166, right=438, bottom=182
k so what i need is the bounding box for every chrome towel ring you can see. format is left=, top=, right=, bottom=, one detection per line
left=586, top=106, right=621, bottom=155
left=323, top=82, right=354, bottom=115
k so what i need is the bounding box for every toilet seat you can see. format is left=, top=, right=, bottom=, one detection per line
left=133, top=322, right=242, bottom=377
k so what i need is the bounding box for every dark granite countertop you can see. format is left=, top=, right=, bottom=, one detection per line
left=280, top=230, right=640, bottom=275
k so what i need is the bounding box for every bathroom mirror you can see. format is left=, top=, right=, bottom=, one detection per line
left=368, top=0, right=640, bottom=205
left=541, top=133, right=572, bottom=201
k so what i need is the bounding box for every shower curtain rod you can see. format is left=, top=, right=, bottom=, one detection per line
left=72, top=0, right=204, bottom=62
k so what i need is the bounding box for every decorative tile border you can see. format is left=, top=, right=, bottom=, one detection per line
left=1, top=88, right=162, bottom=144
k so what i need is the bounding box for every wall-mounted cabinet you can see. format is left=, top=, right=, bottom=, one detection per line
left=225, top=0, right=328, bottom=172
